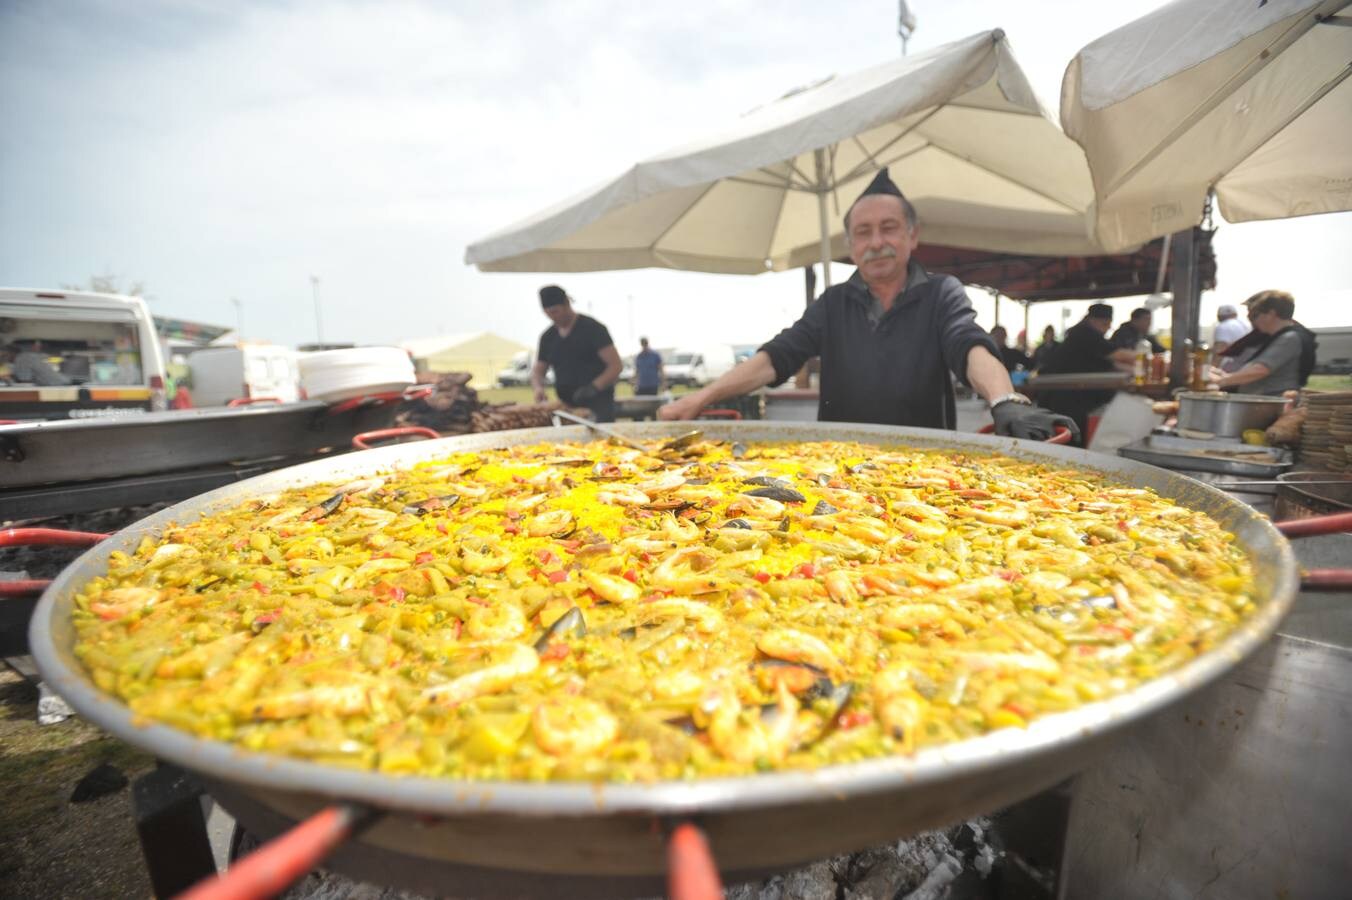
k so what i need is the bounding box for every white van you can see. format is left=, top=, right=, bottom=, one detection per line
left=188, top=344, right=301, bottom=407
left=0, top=288, right=167, bottom=420
left=495, top=350, right=552, bottom=388
left=665, top=344, right=737, bottom=387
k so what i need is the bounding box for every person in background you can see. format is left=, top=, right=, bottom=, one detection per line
left=1212, top=303, right=1250, bottom=354
left=989, top=325, right=1031, bottom=372
left=633, top=336, right=664, bottom=396
left=1110, top=307, right=1165, bottom=353
left=1031, top=324, right=1059, bottom=370
left=532, top=285, right=623, bottom=423
left=170, top=374, right=194, bottom=409
left=1036, top=304, right=1137, bottom=444
left=1210, top=291, right=1306, bottom=395
left=659, top=167, right=1077, bottom=442
left=1, top=341, right=71, bottom=386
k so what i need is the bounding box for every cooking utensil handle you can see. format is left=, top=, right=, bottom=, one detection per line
left=1301, top=569, right=1352, bottom=591
left=351, top=427, right=440, bottom=450
left=1274, top=512, right=1352, bottom=538
left=667, top=821, right=723, bottom=900
left=226, top=397, right=282, bottom=407
left=174, top=803, right=373, bottom=900
left=551, top=410, right=648, bottom=451
left=696, top=409, right=742, bottom=420
left=0, top=528, right=108, bottom=548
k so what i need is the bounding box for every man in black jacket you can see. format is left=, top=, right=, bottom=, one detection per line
left=658, top=169, right=1076, bottom=441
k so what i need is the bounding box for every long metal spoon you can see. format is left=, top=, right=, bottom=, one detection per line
left=549, top=410, right=650, bottom=452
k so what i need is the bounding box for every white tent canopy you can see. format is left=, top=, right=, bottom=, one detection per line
left=465, top=30, right=1106, bottom=277
left=1062, top=0, right=1352, bottom=252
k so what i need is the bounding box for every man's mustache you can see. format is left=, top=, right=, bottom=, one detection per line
left=860, top=246, right=897, bottom=263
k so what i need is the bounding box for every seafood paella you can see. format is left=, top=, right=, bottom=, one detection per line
left=71, top=437, right=1257, bottom=782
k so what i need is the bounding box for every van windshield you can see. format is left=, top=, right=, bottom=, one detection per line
left=0, top=315, right=143, bottom=387
left=670, top=353, right=696, bottom=365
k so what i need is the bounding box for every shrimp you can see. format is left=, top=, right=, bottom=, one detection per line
left=598, top=485, right=650, bottom=506
left=876, top=563, right=961, bottom=589
left=659, top=515, right=702, bottom=543
left=580, top=569, right=640, bottom=604
left=706, top=683, right=801, bottom=765
left=460, top=542, right=512, bottom=574
left=531, top=696, right=619, bottom=757
left=726, top=494, right=786, bottom=519
left=251, top=680, right=385, bottom=720
left=526, top=510, right=575, bottom=538
left=636, top=472, right=686, bottom=495
left=945, top=649, right=1060, bottom=676
left=831, top=514, right=893, bottom=545
left=822, top=569, right=859, bottom=604
left=87, top=586, right=162, bottom=621
left=650, top=547, right=722, bottom=594
left=464, top=602, right=527, bottom=642
left=636, top=598, right=724, bottom=633
left=878, top=603, right=961, bottom=632
left=506, top=493, right=550, bottom=517
left=872, top=663, right=927, bottom=751
left=757, top=628, right=842, bottom=676
left=344, top=557, right=412, bottom=588
left=421, top=644, right=540, bottom=706
left=816, top=488, right=884, bottom=517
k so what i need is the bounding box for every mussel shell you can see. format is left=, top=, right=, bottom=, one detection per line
left=743, top=475, right=794, bottom=490
left=811, top=500, right=840, bottom=516
left=745, top=486, right=806, bottom=503
left=401, top=494, right=460, bottom=516
left=731, top=441, right=747, bottom=459
left=722, top=518, right=754, bottom=529
left=534, top=606, right=587, bottom=651
left=660, top=430, right=703, bottom=451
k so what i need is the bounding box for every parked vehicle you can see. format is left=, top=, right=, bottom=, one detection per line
left=664, top=343, right=737, bottom=387
left=0, top=288, right=167, bottom=420
left=188, top=344, right=301, bottom=407
left=1312, top=327, right=1352, bottom=375
left=495, top=351, right=552, bottom=388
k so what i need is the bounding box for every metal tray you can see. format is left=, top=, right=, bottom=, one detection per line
left=1119, top=437, right=1293, bottom=477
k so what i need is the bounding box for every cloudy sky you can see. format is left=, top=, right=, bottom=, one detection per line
left=3, top=0, right=1349, bottom=358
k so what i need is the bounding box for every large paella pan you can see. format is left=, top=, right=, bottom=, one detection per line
left=27, top=422, right=1315, bottom=894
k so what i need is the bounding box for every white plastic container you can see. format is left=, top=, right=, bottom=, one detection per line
left=298, top=347, right=415, bottom=403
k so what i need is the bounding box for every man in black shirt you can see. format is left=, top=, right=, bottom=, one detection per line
left=1037, top=304, right=1136, bottom=443
left=990, top=325, right=1032, bottom=372
left=659, top=168, right=1076, bottom=441
left=1109, top=307, right=1164, bottom=354
left=532, top=285, right=623, bottom=423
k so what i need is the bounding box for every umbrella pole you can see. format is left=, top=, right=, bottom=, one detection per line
left=814, top=149, right=833, bottom=291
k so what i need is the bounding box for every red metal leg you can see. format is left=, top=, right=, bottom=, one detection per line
left=1275, top=512, right=1352, bottom=539
left=667, top=821, right=723, bottom=900
left=351, top=427, right=440, bottom=450
left=0, top=529, right=108, bottom=598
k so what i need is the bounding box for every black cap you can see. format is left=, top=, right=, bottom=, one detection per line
left=539, top=285, right=568, bottom=308
left=1087, top=303, right=1114, bottom=320
left=855, top=167, right=904, bottom=203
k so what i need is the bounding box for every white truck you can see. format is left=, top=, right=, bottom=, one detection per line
left=0, top=288, right=168, bottom=420
left=664, top=343, right=737, bottom=387
left=188, top=344, right=301, bottom=407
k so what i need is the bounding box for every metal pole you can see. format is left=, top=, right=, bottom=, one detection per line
left=813, top=149, right=833, bottom=291
left=1022, top=300, right=1030, bottom=350
left=1169, top=227, right=1199, bottom=388
left=310, top=276, right=324, bottom=346
left=229, top=297, right=243, bottom=338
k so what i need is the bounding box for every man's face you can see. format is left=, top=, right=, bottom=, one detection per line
left=1133, top=313, right=1152, bottom=333
left=1088, top=317, right=1111, bottom=334
left=847, top=195, right=917, bottom=284
left=1250, top=308, right=1280, bottom=335
left=990, top=327, right=1007, bottom=347
left=543, top=302, right=574, bottom=329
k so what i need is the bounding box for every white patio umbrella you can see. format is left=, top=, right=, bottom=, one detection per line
left=1061, top=0, right=1352, bottom=253
left=465, top=30, right=1104, bottom=288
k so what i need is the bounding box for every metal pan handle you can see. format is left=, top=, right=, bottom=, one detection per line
left=1301, top=569, right=1352, bottom=592
left=0, top=528, right=108, bottom=599
left=351, top=427, right=440, bottom=450
left=226, top=397, right=282, bottom=407
left=174, top=803, right=374, bottom=900
left=1274, top=511, right=1352, bottom=539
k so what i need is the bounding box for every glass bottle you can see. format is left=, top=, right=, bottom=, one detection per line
left=1190, top=342, right=1210, bottom=392
left=1133, top=338, right=1151, bottom=386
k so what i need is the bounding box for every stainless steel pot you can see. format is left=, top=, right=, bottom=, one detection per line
left=1175, top=391, right=1287, bottom=438
left=27, top=422, right=1306, bottom=892
left=1275, top=471, right=1352, bottom=521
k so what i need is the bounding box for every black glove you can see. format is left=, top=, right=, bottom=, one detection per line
left=571, top=383, right=599, bottom=404
left=991, top=401, right=1081, bottom=443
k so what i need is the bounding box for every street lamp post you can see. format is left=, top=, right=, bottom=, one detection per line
left=229, top=297, right=243, bottom=338
left=310, top=276, right=325, bottom=346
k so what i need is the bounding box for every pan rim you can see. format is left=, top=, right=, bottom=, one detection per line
left=29, top=421, right=1299, bottom=817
